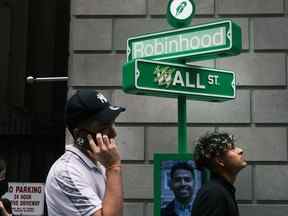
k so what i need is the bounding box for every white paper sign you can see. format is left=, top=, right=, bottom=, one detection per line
left=3, top=182, right=45, bottom=216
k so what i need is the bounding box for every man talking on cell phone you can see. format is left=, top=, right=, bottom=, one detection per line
left=45, top=89, right=125, bottom=216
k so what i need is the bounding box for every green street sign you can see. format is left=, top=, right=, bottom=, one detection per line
left=123, top=59, right=236, bottom=101
left=127, top=20, right=241, bottom=62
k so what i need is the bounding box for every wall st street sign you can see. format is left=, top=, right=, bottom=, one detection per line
left=127, top=20, right=241, bottom=62
left=123, top=59, right=236, bottom=101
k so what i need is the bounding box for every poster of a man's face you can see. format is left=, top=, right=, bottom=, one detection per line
left=169, top=162, right=194, bottom=205
left=154, top=154, right=208, bottom=216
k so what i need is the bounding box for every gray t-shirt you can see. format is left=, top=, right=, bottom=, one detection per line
left=45, top=145, right=106, bottom=216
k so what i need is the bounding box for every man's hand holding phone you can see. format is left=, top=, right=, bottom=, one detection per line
left=86, top=133, right=121, bottom=169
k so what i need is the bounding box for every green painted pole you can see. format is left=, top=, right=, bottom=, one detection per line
left=178, top=95, right=187, bottom=153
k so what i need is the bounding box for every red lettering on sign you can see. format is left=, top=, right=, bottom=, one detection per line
left=15, top=186, right=42, bottom=193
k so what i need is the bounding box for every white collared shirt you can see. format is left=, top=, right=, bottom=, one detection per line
left=45, top=145, right=106, bottom=216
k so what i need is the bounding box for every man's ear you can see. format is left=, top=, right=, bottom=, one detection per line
left=214, top=157, right=225, bottom=167
left=72, top=128, right=79, bottom=138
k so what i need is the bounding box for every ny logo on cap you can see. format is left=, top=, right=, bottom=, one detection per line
left=109, top=105, right=121, bottom=111
left=97, top=93, right=108, bottom=103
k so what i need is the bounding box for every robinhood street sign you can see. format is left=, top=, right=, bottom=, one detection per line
left=127, top=20, right=241, bottom=62
left=123, top=59, right=236, bottom=101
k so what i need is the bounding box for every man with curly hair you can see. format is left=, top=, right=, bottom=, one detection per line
left=191, top=131, right=247, bottom=216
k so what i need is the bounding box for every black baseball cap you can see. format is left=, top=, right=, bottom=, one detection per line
left=65, top=89, right=125, bottom=130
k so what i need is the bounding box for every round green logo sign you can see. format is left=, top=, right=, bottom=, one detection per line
left=167, top=0, right=195, bottom=28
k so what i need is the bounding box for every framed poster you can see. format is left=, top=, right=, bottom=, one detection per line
left=154, top=153, right=209, bottom=216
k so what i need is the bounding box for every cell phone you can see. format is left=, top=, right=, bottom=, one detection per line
left=75, top=130, right=91, bottom=150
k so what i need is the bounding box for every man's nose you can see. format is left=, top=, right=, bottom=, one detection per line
left=237, top=147, right=243, bottom=155
left=179, top=178, right=186, bottom=185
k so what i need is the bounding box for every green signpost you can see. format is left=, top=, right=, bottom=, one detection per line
left=127, top=19, right=242, bottom=62
left=122, top=0, right=242, bottom=214
left=123, top=59, right=236, bottom=101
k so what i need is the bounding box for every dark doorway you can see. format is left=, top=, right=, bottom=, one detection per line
left=0, top=0, right=70, bottom=183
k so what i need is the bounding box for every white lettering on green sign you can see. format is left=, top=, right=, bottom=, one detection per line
left=208, top=75, right=219, bottom=85
left=132, top=27, right=225, bottom=59
left=153, top=65, right=220, bottom=90
left=172, top=71, right=206, bottom=89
